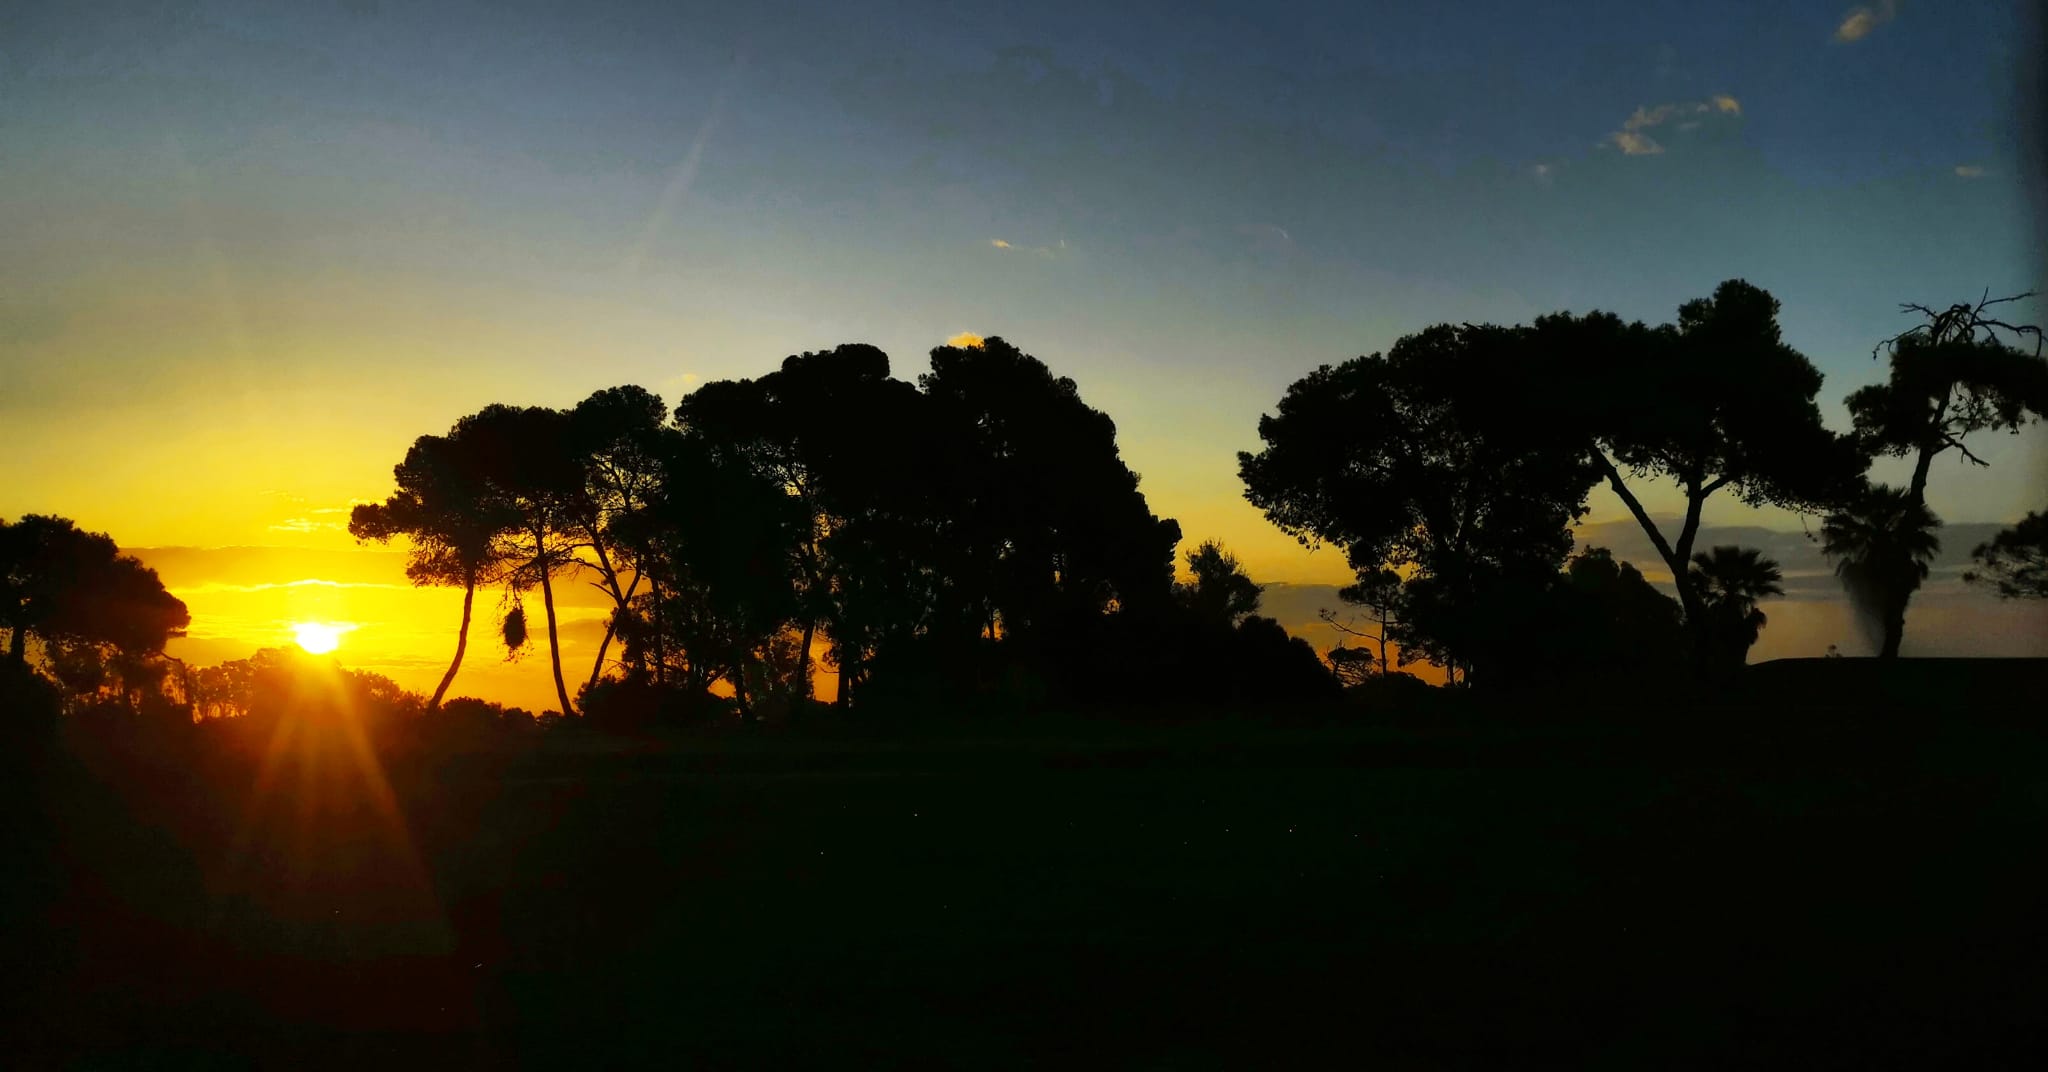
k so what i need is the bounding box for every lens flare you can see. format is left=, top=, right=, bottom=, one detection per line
left=292, top=621, right=345, bottom=654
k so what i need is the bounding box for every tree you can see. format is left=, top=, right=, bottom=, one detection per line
left=1326, top=645, right=1379, bottom=688
left=1240, top=322, right=1598, bottom=685
left=1, top=515, right=189, bottom=708
left=673, top=344, right=937, bottom=708
left=452, top=405, right=588, bottom=717
left=1175, top=540, right=1263, bottom=628
left=1820, top=484, right=1941, bottom=659
left=631, top=433, right=807, bottom=718
left=1320, top=568, right=1401, bottom=677
left=1546, top=547, right=1687, bottom=684
left=566, top=385, right=673, bottom=693
left=1849, top=292, right=2046, bottom=504
left=1543, top=282, right=1861, bottom=644
left=350, top=430, right=519, bottom=710
left=1964, top=510, right=2048, bottom=600
left=1842, top=292, right=2047, bottom=645
left=921, top=336, right=1181, bottom=695
left=1686, top=545, right=1785, bottom=671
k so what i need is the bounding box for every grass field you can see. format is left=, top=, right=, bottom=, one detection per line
left=7, top=682, right=2047, bottom=1067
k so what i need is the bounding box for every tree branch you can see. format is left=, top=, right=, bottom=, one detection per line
left=1944, top=434, right=1990, bottom=468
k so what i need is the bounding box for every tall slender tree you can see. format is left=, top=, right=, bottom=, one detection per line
left=455, top=404, right=587, bottom=716
left=567, top=385, right=672, bottom=693
left=350, top=429, right=519, bottom=710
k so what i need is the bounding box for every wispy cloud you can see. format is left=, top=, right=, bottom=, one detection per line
left=945, top=332, right=986, bottom=348
left=987, top=236, right=1070, bottom=258
left=660, top=370, right=701, bottom=398
left=269, top=517, right=345, bottom=534
left=1604, top=95, right=1743, bottom=155
left=1835, top=0, right=1899, bottom=43
left=1954, top=164, right=1986, bottom=178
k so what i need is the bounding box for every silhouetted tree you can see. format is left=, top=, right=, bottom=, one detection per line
left=1687, top=546, right=1785, bottom=671
left=1844, top=292, right=2046, bottom=643
left=1850, top=292, right=2046, bottom=503
left=673, top=344, right=937, bottom=708
left=1540, top=282, right=1861, bottom=647
left=1820, top=484, right=1941, bottom=658
left=1176, top=540, right=1263, bottom=628
left=350, top=430, right=519, bottom=709
left=1, top=516, right=189, bottom=709
left=1547, top=547, right=1686, bottom=684
left=633, top=433, right=807, bottom=718
left=566, top=385, right=673, bottom=692
left=1321, top=568, right=1402, bottom=675
left=1964, top=510, right=2048, bottom=600
left=924, top=337, right=1182, bottom=639
left=1240, top=323, right=1597, bottom=685
left=454, top=405, right=588, bottom=716
left=1326, top=644, right=1379, bottom=688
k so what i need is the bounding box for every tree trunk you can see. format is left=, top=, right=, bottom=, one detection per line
left=584, top=571, right=641, bottom=695
left=650, top=578, right=667, bottom=686
left=429, top=574, right=476, bottom=710
left=539, top=563, right=575, bottom=716
left=1880, top=597, right=1907, bottom=660
left=1375, top=606, right=1390, bottom=673
left=733, top=653, right=753, bottom=720
left=7, top=624, right=23, bottom=665
left=796, top=617, right=816, bottom=701
left=835, top=654, right=858, bottom=709
left=1907, top=388, right=1951, bottom=505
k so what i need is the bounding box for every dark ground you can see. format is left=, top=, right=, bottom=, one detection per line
left=6, top=660, right=2047, bottom=1068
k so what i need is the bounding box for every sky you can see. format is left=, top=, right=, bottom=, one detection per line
left=3, top=0, right=2044, bottom=708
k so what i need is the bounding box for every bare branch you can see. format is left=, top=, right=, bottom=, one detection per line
left=1944, top=434, right=1989, bottom=468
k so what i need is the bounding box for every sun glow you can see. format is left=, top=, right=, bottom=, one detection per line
left=291, top=621, right=347, bottom=654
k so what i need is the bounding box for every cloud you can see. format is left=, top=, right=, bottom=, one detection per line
left=660, top=370, right=701, bottom=398
left=269, top=517, right=345, bottom=534
left=945, top=332, right=986, bottom=348
left=1954, top=164, right=1986, bottom=178
left=1610, top=130, right=1664, bottom=155
left=1604, top=95, right=1743, bottom=155
left=987, top=236, right=1070, bottom=258
left=1835, top=0, right=1899, bottom=42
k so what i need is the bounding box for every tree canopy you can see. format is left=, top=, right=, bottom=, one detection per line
left=1964, top=510, right=2048, bottom=601
left=1240, top=322, right=1599, bottom=683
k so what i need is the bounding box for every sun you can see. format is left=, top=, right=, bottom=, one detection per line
left=292, top=621, right=345, bottom=655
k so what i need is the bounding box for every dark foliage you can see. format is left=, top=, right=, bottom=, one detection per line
left=1965, top=510, right=2048, bottom=599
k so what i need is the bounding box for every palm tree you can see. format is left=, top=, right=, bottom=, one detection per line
left=1687, top=545, right=1785, bottom=670
left=1820, top=484, right=1941, bottom=659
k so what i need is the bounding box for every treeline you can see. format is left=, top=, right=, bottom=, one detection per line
left=1245, top=281, right=2047, bottom=685
left=349, top=337, right=1337, bottom=726
left=6, top=282, right=2045, bottom=733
